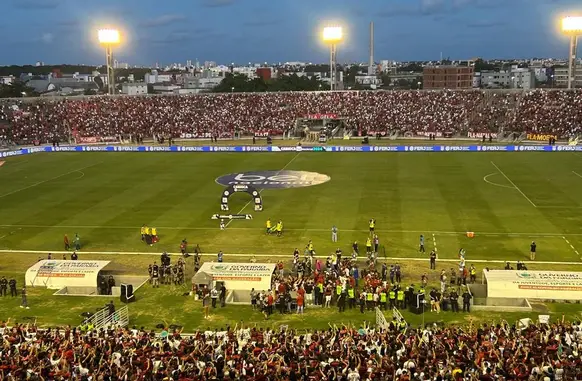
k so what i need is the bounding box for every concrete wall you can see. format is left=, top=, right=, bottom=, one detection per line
left=472, top=297, right=532, bottom=312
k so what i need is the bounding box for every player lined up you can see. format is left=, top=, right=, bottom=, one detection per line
left=140, top=225, right=159, bottom=246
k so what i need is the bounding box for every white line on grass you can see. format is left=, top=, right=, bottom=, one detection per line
left=573, top=171, right=582, bottom=179
left=483, top=173, right=515, bottom=189
left=224, top=152, right=301, bottom=228
left=0, top=224, right=581, bottom=237
left=490, top=161, right=537, bottom=207
left=2, top=248, right=582, bottom=266
left=0, top=162, right=101, bottom=199
left=432, top=233, right=437, bottom=252
left=562, top=236, right=581, bottom=257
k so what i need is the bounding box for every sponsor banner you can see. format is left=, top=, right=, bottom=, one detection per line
left=196, top=262, right=276, bottom=291
left=179, top=133, right=234, bottom=139
left=216, top=170, right=331, bottom=189
left=468, top=132, right=498, bottom=139
left=77, top=137, right=99, bottom=144
left=4, top=145, right=582, bottom=157
left=485, top=270, right=582, bottom=300
left=527, top=133, right=557, bottom=141
left=306, top=113, right=337, bottom=119
left=25, top=260, right=110, bottom=290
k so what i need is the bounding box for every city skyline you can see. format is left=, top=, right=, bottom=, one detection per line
left=1, top=0, right=581, bottom=66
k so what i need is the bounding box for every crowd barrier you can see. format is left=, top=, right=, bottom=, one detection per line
left=1, top=145, right=582, bottom=158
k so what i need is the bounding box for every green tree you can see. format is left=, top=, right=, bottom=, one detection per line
left=0, top=82, right=37, bottom=98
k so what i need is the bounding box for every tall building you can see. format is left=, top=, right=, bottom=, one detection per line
left=553, top=66, right=582, bottom=88
left=423, top=66, right=474, bottom=89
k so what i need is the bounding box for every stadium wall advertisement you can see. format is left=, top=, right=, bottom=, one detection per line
left=1, top=145, right=582, bottom=158
left=196, top=262, right=276, bottom=291
left=25, top=260, right=110, bottom=290
left=484, top=270, right=582, bottom=300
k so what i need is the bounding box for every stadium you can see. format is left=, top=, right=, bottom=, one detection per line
left=2, top=13, right=582, bottom=381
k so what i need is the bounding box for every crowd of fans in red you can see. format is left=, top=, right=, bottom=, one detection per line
left=1, top=318, right=581, bottom=381
left=1, top=89, right=581, bottom=145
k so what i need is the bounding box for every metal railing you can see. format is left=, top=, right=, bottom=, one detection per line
left=81, top=305, right=129, bottom=330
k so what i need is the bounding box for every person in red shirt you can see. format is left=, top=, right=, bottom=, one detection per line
left=297, top=293, right=304, bottom=314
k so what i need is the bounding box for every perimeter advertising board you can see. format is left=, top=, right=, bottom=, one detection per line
left=196, top=262, right=276, bottom=291
left=25, top=260, right=110, bottom=289
left=485, top=270, right=582, bottom=300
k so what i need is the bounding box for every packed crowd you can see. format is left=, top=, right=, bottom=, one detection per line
left=1, top=89, right=581, bottom=144
left=2, top=316, right=582, bottom=380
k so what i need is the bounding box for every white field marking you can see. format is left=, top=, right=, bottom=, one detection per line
left=0, top=224, right=581, bottom=237
left=432, top=233, right=437, bottom=252
left=563, top=236, right=581, bottom=257
left=70, top=171, right=85, bottom=180
left=2, top=248, right=582, bottom=265
left=0, top=162, right=101, bottom=199
left=490, top=161, right=537, bottom=207
left=573, top=171, right=582, bottom=179
left=224, top=152, right=301, bottom=228
left=483, top=173, right=515, bottom=189
left=0, top=227, right=21, bottom=241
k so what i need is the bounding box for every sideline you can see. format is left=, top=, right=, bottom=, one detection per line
left=1, top=248, right=581, bottom=265
left=0, top=224, right=581, bottom=237
left=563, top=236, right=581, bottom=258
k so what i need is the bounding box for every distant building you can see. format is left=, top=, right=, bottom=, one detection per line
left=553, top=66, right=582, bottom=88
left=145, top=70, right=172, bottom=84
left=255, top=67, right=272, bottom=81
left=121, top=83, right=147, bottom=96
left=510, top=68, right=535, bottom=89
left=355, top=75, right=381, bottom=88
left=423, top=66, right=473, bottom=89
left=0, top=76, right=14, bottom=85
left=480, top=70, right=511, bottom=88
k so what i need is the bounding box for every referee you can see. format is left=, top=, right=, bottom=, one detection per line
left=530, top=241, right=536, bottom=261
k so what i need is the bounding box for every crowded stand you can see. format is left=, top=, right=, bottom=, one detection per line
left=2, top=316, right=582, bottom=380
left=1, top=89, right=582, bottom=145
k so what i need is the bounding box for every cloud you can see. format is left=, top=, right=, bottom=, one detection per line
left=139, top=14, right=186, bottom=28
left=378, top=0, right=448, bottom=18
left=467, top=20, right=505, bottom=28
left=13, top=0, right=60, bottom=9
left=41, top=32, right=54, bottom=44
left=243, top=20, right=281, bottom=27
left=201, top=0, right=235, bottom=8
left=143, top=28, right=221, bottom=44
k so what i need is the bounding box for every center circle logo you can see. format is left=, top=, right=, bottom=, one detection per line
left=216, top=170, right=331, bottom=189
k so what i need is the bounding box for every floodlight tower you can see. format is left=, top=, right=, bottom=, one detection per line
left=322, top=26, right=343, bottom=91
left=561, top=16, right=582, bottom=89
left=97, top=29, right=121, bottom=95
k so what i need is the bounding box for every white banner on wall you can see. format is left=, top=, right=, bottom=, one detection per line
left=25, top=260, right=110, bottom=289
left=485, top=270, right=582, bottom=300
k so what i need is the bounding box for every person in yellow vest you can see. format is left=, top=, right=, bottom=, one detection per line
left=379, top=289, right=387, bottom=310
left=141, top=225, right=147, bottom=242
left=266, top=219, right=272, bottom=234
left=389, top=287, right=396, bottom=309
left=348, top=287, right=355, bottom=309
left=369, top=218, right=375, bottom=233
left=145, top=226, right=152, bottom=246
left=151, top=227, right=158, bottom=244
left=397, top=288, right=405, bottom=309
left=335, top=283, right=342, bottom=305
left=366, top=289, right=373, bottom=310
left=307, top=240, right=314, bottom=256
left=276, top=220, right=283, bottom=237
left=366, top=237, right=372, bottom=256
left=470, top=264, right=477, bottom=283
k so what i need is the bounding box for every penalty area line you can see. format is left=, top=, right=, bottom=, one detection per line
left=2, top=248, right=582, bottom=266
left=224, top=151, right=301, bottom=228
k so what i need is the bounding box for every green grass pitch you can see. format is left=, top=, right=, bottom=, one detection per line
left=1, top=150, right=582, bottom=330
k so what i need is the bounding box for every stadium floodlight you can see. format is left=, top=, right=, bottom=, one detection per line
left=97, top=29, right=121, bottom=95
left=322, top=26, right=343, bottom=91
left=561, top=16, right=582, bottom=89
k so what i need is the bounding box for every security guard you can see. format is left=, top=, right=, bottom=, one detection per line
left=9, top=278, right=17, bottom=297
left=389, top=287, right=396, bottom=309
left=379, top=289, right=387, bottom=310
left=348, top=287, right=355, bottom=309
left=369, top=218, right=375, bottom=233
left=335, top=283, right=342, bottom=305
left=450, top=289, right=459, bottom=312
left=470, top=265, right=477, bottom=283
left=366, top=289, right=373, bottom=310
left=397, top=288, right=405, bottom=309
left=366, top=237, right=372, bottom=256
left=0, top=276, right=7, bottom=296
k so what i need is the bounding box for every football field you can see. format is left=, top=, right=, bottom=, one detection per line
left=1, top=151, right=582, bottom=261
left=1, top=149, right=582, bottom=329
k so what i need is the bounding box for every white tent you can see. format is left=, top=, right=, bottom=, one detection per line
left=194, top=262, right=276, bottom=291
left=25, top=260, right=110, bottom=289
